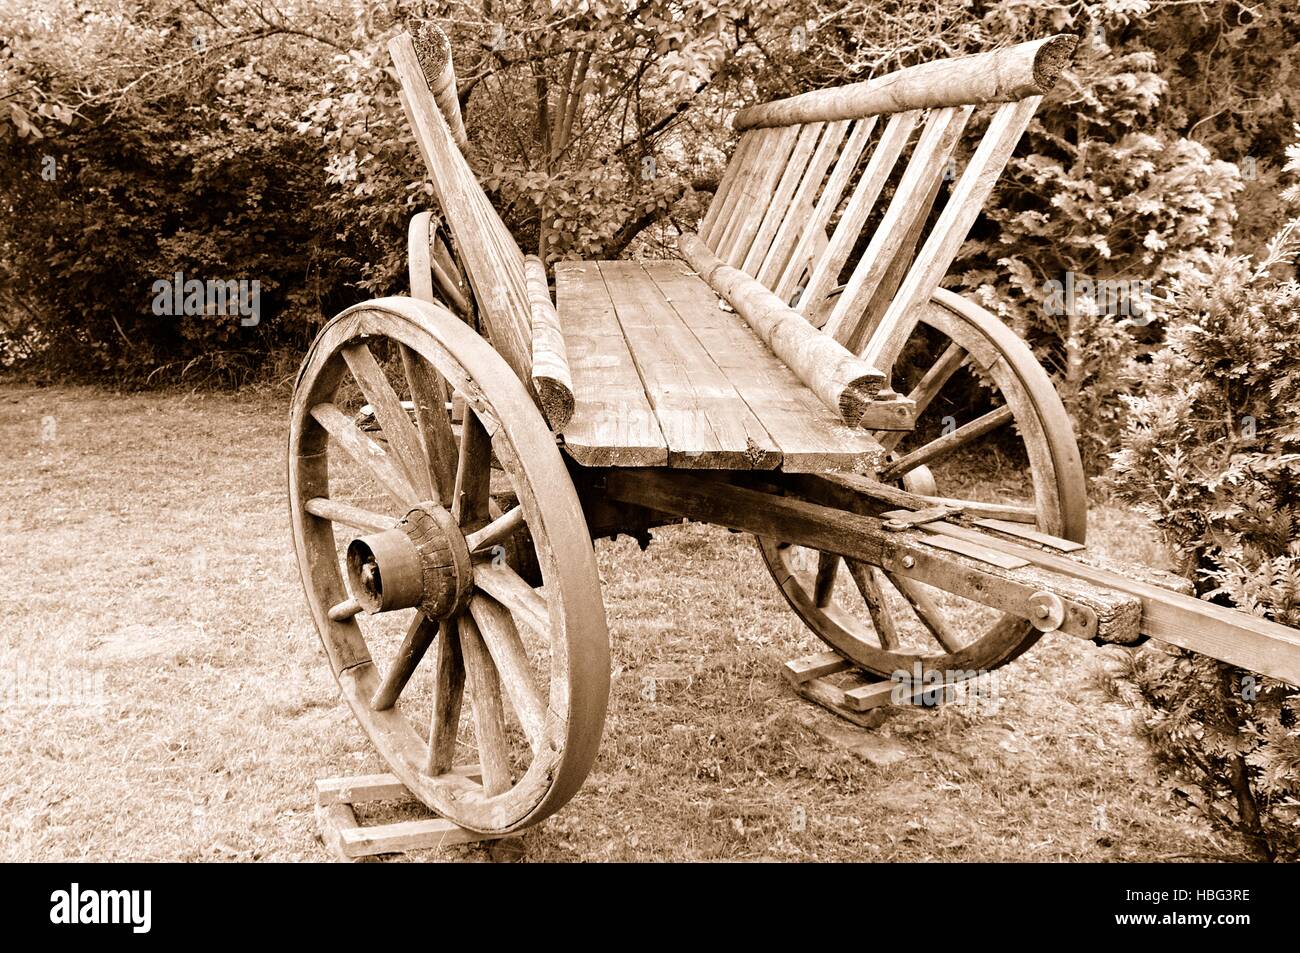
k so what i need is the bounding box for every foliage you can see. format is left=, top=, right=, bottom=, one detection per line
left=1, top=0, right=1297, bottom=394
left=1107, top=132, right=1300, bottom=860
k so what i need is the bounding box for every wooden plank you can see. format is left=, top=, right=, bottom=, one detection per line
left=703, top=132, right=759, bottom=247
left=972, top=518, right=1085, bottom=552
left=700, top=131, right=755, bottom=242
left=716, top=125, right=801, bottom=266
left=316, top=767, right=482, bottom=806
left=554, top=261, right=668, bottom=467
left=734, top=34, right=1076, bottom=129
left=643, top=262, right=883, bottom=473
left=338, top=816, right=491, bottom=855
left=799, top=108, right=924, bottom=319
left=390, top=35, right=532, bottom=384
left=784, top=651, right=853, bottom=684
left=756, top=120, right=850, bottom=289
left=597, top=260, right=782, bottom=469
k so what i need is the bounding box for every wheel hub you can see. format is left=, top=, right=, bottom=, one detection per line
left=345, top=503, right=473, bottom=619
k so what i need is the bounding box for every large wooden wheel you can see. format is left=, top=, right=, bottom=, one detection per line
left=288, top=297, right=609, bottom=833
left=758, top=289, right=1086, bottom=678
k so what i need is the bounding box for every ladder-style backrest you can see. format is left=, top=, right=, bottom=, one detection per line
left=700, top=34, right=1076, bottom=373
left=389, top=26, right=533, bottom=385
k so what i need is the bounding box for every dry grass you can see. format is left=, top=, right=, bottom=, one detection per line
left=0, top=383, right=1236, bottom=861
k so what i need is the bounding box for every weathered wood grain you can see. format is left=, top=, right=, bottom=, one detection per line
left=553, top=261, right=668, bottom=467
left=644, top=261, right=884, bottom=473
left=523, top=255, right=575, bottom=430
left=680, top=233, right=885, bottom=423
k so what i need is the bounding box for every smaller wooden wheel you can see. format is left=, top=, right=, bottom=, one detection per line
left=288, top=297, right=609, bottom=834
left=758, top=290, right=1087, bottom=678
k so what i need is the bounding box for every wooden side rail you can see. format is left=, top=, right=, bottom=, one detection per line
left=695, top=33, right=1078, bottom=384
left=680, top=232, right=884, bottom=424
left=523, top=256, right=575, bottom=430
left=734, top=34, right=1076, bottom=130
left=391, top=29, right=535, bottom=389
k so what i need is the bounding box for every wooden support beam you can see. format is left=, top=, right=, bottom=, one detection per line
left=734, top=34, right=1077, bottom=130
left=605, top=470, right=1140, bottom=643
left=679, top=232, right=885, bottom=423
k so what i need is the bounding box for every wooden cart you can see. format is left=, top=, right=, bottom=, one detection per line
left=288, top=26, right=1300, bottom=835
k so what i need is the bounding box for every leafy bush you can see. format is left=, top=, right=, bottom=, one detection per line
left=1107, top=130, right=1300, bottom=860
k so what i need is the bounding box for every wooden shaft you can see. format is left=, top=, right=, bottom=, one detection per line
left=679, top=232, right=884, bottom=423
left=734, top=34, right=1076, bottom=130
left=523, top=255, right=575, bottom=430
left=411, top=24, right=469, bottom=150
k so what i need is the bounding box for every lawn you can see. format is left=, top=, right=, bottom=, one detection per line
left=0, top=382, right=1236, bottom=861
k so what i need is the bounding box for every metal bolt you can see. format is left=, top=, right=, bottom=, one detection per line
left=902, top=555, right=915, bottom=569
left=1035, top=605, right=1049, bottom=618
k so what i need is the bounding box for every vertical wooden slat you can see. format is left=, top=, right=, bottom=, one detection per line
left=797, top=108, right=928, bottom=320
left=755, top=120, right=850, bottom=288
left=772, top=117, right=875, bottom=305
left=716, top=125, right=801, bottom=267
left=707, top=129, right=772, bottom=251
left=740, top=122, right=826, bottom=275
left=848, top=168, right=947, bottom=353
left=861, top=97, right=1042, bottom=373
left=700, top=131, right=756, bottom=243
left=818, top=106, right=971, bottom=342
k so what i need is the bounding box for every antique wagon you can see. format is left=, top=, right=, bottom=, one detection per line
left=288, top=26, right=1300, bottom=836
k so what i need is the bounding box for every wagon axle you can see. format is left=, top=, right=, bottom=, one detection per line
left=344, top=503, right=473, bottom=619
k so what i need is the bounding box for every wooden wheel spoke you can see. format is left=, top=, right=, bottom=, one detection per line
left=469, top=594, right=546, bottom=753
left=456, top=612, right=513, bottom=795
left=846, top=561, right=900, bottom=651
left=424, top=619, right=465, bottom=776
left=399, top=342, right=457, bottom=505
left=472, top=560, right=549, bottom=636
left=880, top=342, right=967, bottom=451
left=453, top=409, right=493, bottom=530
left=371, top=612, right=439, bottom=711
left=310, top=402, right=418, bottom=506
left=880, top=404, right=1014, bottom=480
left=304, top=497, right=398, bottom=533
left=813, top=551, right=839, bottom=607
left=465, top=506, right=525, bottom=555
left=883, top=572, right=965, bottom=653
left=342, top=342, right=433, bottom=499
